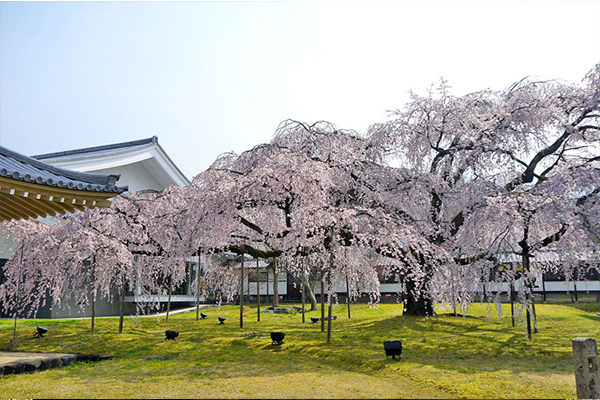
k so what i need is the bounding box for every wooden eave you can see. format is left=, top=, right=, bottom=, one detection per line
left=0, top=176, right=116, bottom=222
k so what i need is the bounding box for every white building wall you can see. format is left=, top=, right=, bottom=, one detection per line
left=93, top=164, right=164, bottom=192
left=243, top=270, right=287, bottom=296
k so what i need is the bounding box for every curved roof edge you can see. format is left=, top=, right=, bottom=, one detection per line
left=0, top=145, right=128, bottom=193
left=34, top=136, right=158, bottom=160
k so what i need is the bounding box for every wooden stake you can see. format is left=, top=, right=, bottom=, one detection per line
left=320, top=279, right=325, bottom=333
left=240, top=252, right=244, bottom=329
left=257, top=257, right=261, bottom=322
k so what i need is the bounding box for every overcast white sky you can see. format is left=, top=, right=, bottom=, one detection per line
left=1, top=1, right=599, bottom=180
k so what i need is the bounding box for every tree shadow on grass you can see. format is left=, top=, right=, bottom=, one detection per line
left=368, top=314, right=571, bottom=375
left=577, top=313, right=600, bottom=324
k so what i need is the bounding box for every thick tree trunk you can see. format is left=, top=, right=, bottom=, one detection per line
left=403, top=274, right=435, bottom=316
left=303, top=273, right=318, bottom=311
left=519, top=227, right=537, bottom=340
left=521, top=248, right=533, bottom=340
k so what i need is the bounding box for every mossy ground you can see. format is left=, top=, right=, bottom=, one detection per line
left=1, top=301, right=598, bottom=398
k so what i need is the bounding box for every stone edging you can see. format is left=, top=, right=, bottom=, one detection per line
left=0, top=352, right=115, bottom=377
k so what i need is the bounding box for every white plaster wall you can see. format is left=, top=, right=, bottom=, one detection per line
left=93, top=164, right=164, bottom=192
left=311, top=278, right=401, bottom=294
left=237, top=270, right=288, bottom=296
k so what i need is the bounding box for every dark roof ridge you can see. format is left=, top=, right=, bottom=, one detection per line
left=33, top=136, right=158, bottom=160
left=0, top=145, right=128, bottom=191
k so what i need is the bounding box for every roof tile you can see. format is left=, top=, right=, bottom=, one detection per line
left=0, top=145, right=128, bottom=194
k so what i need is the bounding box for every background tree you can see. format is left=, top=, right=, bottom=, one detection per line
left=0, top=188, right=189, bottom=333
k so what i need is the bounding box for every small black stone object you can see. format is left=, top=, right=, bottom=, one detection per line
left=200, top=312, right=208, bottom=319
left=34, top=326, right=48, bottom=338
left=270, top=332, right=285, bottom=344
left=383, top=340, right=402, bottom=360
left=218, top=316, right=226, bottom=324
left=165, top=330, right=179, bottom=340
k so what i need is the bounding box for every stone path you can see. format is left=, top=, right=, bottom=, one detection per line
left=0, top=351, right=113, bottom=376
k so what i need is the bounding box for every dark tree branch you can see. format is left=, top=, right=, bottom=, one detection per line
left=531, top=223, right=569, bottom=252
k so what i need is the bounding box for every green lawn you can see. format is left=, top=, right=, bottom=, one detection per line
left=1, top=301, right=599, bottom=399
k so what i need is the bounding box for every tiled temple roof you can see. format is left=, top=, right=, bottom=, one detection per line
left=1, top=146, right=127, bottom=193
left=0, top=145, right=128, bottom=221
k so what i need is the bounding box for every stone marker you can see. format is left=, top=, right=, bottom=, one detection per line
left=573, top=337, right=599, bottom=399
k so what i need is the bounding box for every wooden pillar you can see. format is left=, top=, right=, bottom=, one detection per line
left=510, top=282, right=516, bottom=328
left=320, top=279, right=325, bottom=333
left=257, top=257, right=261, bottom=322
left=165, top=274, right=173, bottom=323
left=119, top=280, right=126, bottom=334
left=346, top=276, right=351, bottom=319
left=196, top=256, right=202, bottom=321
left=541, top=272, right=547, bottom=303
left=327, top=299, right=333, bottom=344
left=240, top=252, right=244, bottom=329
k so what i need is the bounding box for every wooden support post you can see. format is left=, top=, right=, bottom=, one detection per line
left=91, top=294, right=96, bottom=333
left=510, top=283, right=515, bottom=328
left=196, top=256, right=202, bottom=321
left=327, top=299, right=333, bottom=344
left=321, top=279, right=325, bottom=333
left=119, top=281, right=126, bottom=334
left=240, top=252, right=244, bottom=329
left=346, top=276, right=351, bottom=319
left=166, top=274, right=173, bottom=323
left=531, top=293, right=538, bottom=333
left=541, top=273, right=547, bottom=303
left=91, top=256, right=96, bottom=332
left=257, top=257, right=261, bottom=322
left=300, top=259, right=305, bottom=323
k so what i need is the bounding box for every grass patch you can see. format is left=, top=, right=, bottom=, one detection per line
left=0, top=302, right=594, bottom=398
